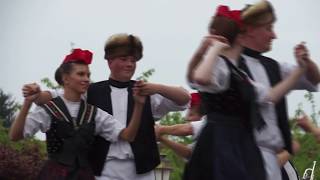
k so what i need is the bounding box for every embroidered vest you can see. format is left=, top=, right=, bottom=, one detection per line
left=41, top=96, right=97, bottom=167
left=87, top=80, right=160, bottom=175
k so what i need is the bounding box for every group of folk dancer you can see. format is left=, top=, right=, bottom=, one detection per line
left=9, top=0, right=320, bottom=180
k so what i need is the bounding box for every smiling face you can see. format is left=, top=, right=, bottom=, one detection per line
left=63, top=63, right=90, bottom=94
left=108, top=55, right=137, bottom=82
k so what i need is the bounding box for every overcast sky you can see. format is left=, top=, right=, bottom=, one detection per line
left=1, top=0, right=319, bottom=119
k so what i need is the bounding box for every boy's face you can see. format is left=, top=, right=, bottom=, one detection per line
left=185, top=106, right=202, bottom=122
left=108, top=55, right=137, bottom=82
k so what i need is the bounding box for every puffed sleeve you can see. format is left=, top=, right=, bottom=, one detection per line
left=188, top=56, right=231, bottom=93
left=48, top=89, right=87, bottom=100
left=94, top=108, right=126, bottom=142
left=150, top=93, right=188, bottom=120
left=23, top=106, right=51, bottom=138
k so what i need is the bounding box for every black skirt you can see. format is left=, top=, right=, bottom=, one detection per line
left=183, top=113, right=266, bottom=180
left=37, top=160, right=95, bottom=180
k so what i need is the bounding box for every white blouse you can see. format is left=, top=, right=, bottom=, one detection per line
left=23, top=96, right=125, bottom=143
left=190, top=117, right=206, bottom=140
left=242, top=54, right=317, bottom=152
left=189, top=56, right=271, bottom=105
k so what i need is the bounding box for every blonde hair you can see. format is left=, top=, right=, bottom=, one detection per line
left=242, top=1, right=276, bottom=26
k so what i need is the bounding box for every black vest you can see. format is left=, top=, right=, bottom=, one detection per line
left=41, top=96, right=97, bottom=167
left=200, top=57, right=260, bottom=130
left=87, top=80, right=160, bottom=175
left=242, top=51, right=292, bottom=153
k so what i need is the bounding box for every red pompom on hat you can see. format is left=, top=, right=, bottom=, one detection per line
left=190, top=93, right=201, bottom=108
left=63, top=48, right=93, bottom=64
left=215, top=5, right=242, bottom=27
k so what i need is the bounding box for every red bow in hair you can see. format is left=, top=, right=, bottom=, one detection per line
left=190, top=92, right=201, bottom=108
left=63, top=48, right=93, bottom=64
left=215, top=5, right=242, bottom=27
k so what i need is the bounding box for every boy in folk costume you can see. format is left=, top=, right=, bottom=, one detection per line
left=88, top=33, right=189, bottom=180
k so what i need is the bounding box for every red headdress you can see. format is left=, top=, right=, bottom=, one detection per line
left=190, top=93, right=201, bottom=108
left=215, top=5, right=242, bottom=27
left=63, top=48, right=93, bottom=64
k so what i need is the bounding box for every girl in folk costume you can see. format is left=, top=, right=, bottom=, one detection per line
left=20, top=34, right=189, bottom=180
left=184, top=5, right=308, bottom=180
left=9, top=49, right=146, bottom=180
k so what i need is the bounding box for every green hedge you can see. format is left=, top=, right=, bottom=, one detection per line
left=0, top=124, right=46, bottom=179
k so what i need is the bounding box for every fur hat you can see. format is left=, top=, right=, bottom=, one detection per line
left=242, top=0, right=276, bottom=26
left=104, top=33, right=143, bottom=61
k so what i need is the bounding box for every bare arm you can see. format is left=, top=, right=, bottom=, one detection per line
left=9, top=100, right=32, bottom=141
left=119, top=81, right=146, bottom=142
left=277, top=150, right=291, bottom=166
left=135, top=82, right=190, bottom=106
left=159, top=136, right=193, bottom=159
left=266, top=67, right=305, bottom=103
left=304, top=59, right=320, bottom=85
left=295, top=43, right=320, bottom=85
left=119, top=102, right=144, bottom=142
left=266, top=45, right=308, bottom=103
left=22, top=83, right=52, bottom=105
left=193, top=40, right=227, bottom=86
left=277, top=140, right=300, bottom=166
left=9, top=91, right=39, bottom=141
left=34, top=91, right=52, bottom=105
left=297, top=115, right=320, bottom=143
left=187, top=38, right=212, bottom=82
left=157, top=124, right=194, bottom=136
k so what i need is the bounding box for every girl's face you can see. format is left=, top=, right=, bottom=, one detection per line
left=63, top=64, right=90, bottom=94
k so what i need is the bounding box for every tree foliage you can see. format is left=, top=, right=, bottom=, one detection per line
left=0, top=89, right=20, bottom=127
left=40, top=77, right=60, bottom=90
left=136, top=68, right=155, bottom=82
left=158, top=112, right=191, bottom=180
left=291, top=91, right=320, bottom=178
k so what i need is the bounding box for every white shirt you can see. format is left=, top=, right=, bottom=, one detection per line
left=23, top=96, right=125, bottom=142
left=91, top=85, right=187, bottom=180
left=242, top=54, right=318, bottom=152
left=107, top=86, right=188, bottom=159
